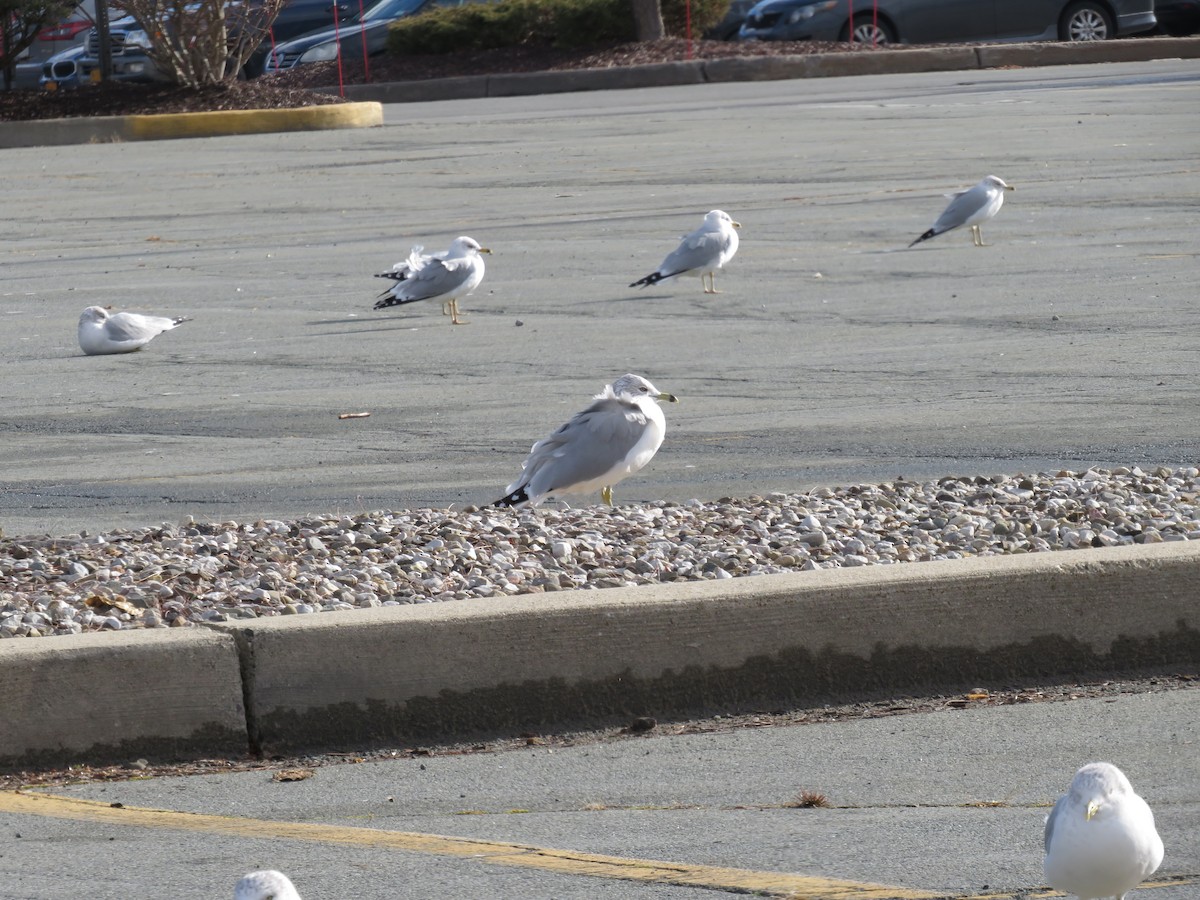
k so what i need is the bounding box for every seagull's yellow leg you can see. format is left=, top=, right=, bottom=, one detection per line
left=450, top=298, right=469, bottom=325
left=703, top=272, right=722, bottom=294
left=971, top=225, right=987, bottom=247
left=601, top=485, right=613, bottom=506
left=442, top=301, right=452, bottom=316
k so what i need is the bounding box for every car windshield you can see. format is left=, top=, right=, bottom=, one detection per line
left=358, top=0, right=426, bottom=21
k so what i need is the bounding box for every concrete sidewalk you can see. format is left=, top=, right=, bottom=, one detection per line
left=3, top=541, right=1197, bottom=769
left=2, top=36, right=1198, bottom=147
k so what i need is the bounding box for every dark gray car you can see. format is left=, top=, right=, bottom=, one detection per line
left=737, top=0, right=1155, bottom=44
left=261, top=0, right=486, bottom=74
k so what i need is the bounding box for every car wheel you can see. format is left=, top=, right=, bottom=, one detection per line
left=1059, top=1, right=1114, bottom=40
left=841, top=13, right=896, bottom=44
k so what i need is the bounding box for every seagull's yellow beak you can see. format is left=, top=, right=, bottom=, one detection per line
left=1005, top=184, right=1015, bottom=191
left=732, top=221, right=742, bottom=228
left=1086, top=800, right=1100, bottom=821
left=657, top=391, right=680, bottom=404
left=479, top=247, right=493, bottom=254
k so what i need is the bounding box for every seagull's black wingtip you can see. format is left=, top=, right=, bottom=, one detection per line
left=493, top=486, right=530, bottom=508
left=909, top=228, right=937, bottom=248
left=630, top=272, right=664, bottom=289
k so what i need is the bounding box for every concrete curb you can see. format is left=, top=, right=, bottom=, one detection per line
left=0, top=628, right=247, bottom=768
left=0, top=100, right=383, bottom=149
left=2, top=542, right=1197, bottom=767
left=335, top=36, right=1200, bottom=104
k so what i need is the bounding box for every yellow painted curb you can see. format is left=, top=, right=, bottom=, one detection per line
left=124, top=101, right=383, bottom=141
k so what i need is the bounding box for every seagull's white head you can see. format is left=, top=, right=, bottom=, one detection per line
left=449, top=235, right=491, bottom=256
left=79, top=306, right=111, bottom=326
left=704, top=210, right=741, bottom=229
left=984, top=175, right=1014, bottom=192
left=1069, top=762, right=1134, bottom=821
left=234, top=870, right=302, bottom=900
left=609, top=373, right=679, bottom=405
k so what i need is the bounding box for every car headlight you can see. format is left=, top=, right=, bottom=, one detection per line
left=784, top=0, right=836, bottom=23
left=299, top=42, right=339, bottom=63
left=122, top=28, right=153, bottom=49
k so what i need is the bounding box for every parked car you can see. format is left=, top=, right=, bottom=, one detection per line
left=261, top=0, right=486, bottom=74
left=706, top=0, right=758, bottom=39
left=736, top=0, right=1156, bottom=44
left=1153, top=0, right=1200, bottom=35
left=39, top=0, right=344, bottom=87
left=11, top=0, right=106, bottom=90
left=40, top=13, right=165, bottom=86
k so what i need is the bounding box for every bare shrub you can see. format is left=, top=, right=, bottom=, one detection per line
left=118, top=0, right=286, bottom=86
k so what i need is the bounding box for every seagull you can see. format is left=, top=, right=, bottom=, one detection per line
left=77, top=305, right=191, bottom=356
left=373, top=236, right=490, bottom=325
left=234, top=870, right=302, bottom=900
left=494, top=374, right=679, bottom=508
left=630, top=210, right=740, bottom=294
left=1044, top=762, right=1164, bottom=900
left=909, top=175, right=1014, bottom=248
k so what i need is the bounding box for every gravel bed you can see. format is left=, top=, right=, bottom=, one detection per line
left=2, top=465, right=1199, bottom=640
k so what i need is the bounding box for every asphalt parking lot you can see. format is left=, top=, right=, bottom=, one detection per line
left=2, top=60, right=1199, bottom=538
left=2, top=684, right=1197, bottom=899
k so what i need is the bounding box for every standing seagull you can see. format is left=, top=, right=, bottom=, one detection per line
left=909, top=175, right=1014, bottom=248
left=630, top=210, right=740, bottom=294
left=1044, top=762, right=1164, bottom=900
left=373, top=236, right=490, bottom=325
left=494, top=374, right=679, bottom=508
left=234, top=871, right=302, bottom=900
left=77, top=305, right=191, bottom=356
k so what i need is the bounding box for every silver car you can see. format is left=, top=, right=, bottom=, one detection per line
left=737, top=0, right=1156, bottom=44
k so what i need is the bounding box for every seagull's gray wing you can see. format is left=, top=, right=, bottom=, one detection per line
left=104, top=312, right=174, bottom=342
left=392, top=256, right=476, bottom=302
left=1044, top=793, right=1068, bottom=853
left=525, top=396, right=651, bottom=494
left=659, top=229, right=727, bottom=275
left=933, top=182, right=990, bottom=232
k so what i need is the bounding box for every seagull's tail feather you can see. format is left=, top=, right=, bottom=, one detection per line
left=493, top=485, right=531, bottom=508
left=375, top=271, right=408, bottom=283
left=908, top=228, right=937, bottom=248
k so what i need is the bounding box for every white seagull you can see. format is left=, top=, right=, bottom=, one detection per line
left=234, top=870, right=302, bottom=900
left=494, top=374, right=679, bottom=508
left=1043, top=762, right=1164, bottom=900
left=909, top=175, right=1014, bottom=248
left=630, top=210, right=740, bottom=294
left=77, top=305, right=191, bottom=356
left=373, top=236, right=490, bottom=325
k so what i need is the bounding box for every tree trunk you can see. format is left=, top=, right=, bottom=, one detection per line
left=631, top=0, right=664, bottom=41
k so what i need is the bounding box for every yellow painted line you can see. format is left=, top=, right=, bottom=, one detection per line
left=1, top=790, right=938, bottom=899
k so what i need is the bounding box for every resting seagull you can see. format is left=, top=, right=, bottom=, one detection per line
left=1044, top=762, right=1164, bottom=900
left=494, top=374, right=679, bottom=508
left=78, top=305, right=191, bottom=356
left=373, top=236, right=490, bottom=324
left=909, top=175, right=1014, bottom=248
left=234, top=870, right=302, bottom=900
left=630, top=210, right=740, bottom=294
